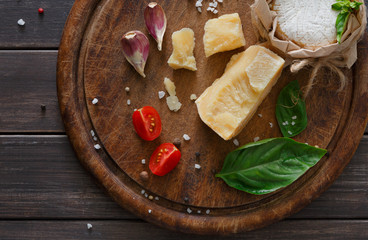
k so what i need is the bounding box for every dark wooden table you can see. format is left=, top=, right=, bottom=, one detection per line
left=0, top=0, right=367, bottom=239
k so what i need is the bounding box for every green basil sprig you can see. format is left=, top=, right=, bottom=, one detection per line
left=216, top=138, right=327, bottom=195
left=276, top=80, right=307, bottom=138
left=332, top=0, right=363, bottom=44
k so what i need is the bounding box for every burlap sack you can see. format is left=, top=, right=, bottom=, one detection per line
left=251, top=0, right=367, bottom=96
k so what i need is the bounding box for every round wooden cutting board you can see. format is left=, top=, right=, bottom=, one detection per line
left=57, top=0, right=368, bottom=234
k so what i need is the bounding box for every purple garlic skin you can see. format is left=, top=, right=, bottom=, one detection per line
left=121, top=31, right=150, bottom=78
left=144, top=2, right=167, bottom=51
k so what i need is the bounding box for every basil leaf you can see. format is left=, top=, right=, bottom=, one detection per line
left=332, top=2, right=344, bottom=10
left=332, top=0, right=362, bottom=44
left=336, top=11, right=351, bottom=44
left=276, top=80, right=307, bottom=138
left=216, top=138, right=327, bottom=195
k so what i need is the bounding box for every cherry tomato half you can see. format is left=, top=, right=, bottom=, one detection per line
left=132, top=106, right=162, bottom=141
left=149, top=143, right=181, bottom=176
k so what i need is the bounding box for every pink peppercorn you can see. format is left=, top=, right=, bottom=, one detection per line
left=38, top=8, right=44, bottom=14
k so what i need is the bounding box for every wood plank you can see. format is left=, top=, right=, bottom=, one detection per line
left=0, top=0, right=74, bottom=48
left=0, top=135, right=367, bottom=219
left=0, top=135, right=133, bottom=219
left=0, top=51, right=64, bottom=132
left=0, top=220, right=367, bottom=239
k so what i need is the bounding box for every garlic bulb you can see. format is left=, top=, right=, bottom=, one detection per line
left=120, top=31, right=150, bottom=78
left=144, top=2, right=167, bottom=51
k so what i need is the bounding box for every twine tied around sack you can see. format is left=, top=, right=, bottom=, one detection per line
left=289, top=55, right=347, bottom=98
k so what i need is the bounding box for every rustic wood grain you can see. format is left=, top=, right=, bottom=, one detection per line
left=0, top=51, right=64, bottom=132
left=0, top=135, right=133, bottom=219
left=0, top=220, right=367, bottom=240
left=0, top=135, right=367, bottom=220
left=0, top=0, right=74, bottom=49
left=57, top=0, right=368, bottom=234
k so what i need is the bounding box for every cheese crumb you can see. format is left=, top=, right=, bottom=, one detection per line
left=164, top=77, right=176, bottom=96
left=166, top=96, right=182, bottom=112
left=164, top=78, right=182, bottom=112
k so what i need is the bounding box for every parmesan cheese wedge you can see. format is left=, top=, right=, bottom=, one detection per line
left=168, top=28, right=197, bottom=71
left=203, top=13, right=246, bottom=57
left=195, top=45, right=285, bottom=140
left=272, top=0, right=339, bottom=49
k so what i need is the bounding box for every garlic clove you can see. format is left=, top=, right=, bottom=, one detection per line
left=144, top=2, right=167, bottom=51
left=121, top=31, right=150, bottom=78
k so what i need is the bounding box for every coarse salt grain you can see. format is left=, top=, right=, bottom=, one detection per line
left=144, top=193, right=148, bottom=198
left=195, top=164, right=201, bottom=169
left=187, top=208, right=192, bottom=214
left=94, top=144, right=101, bottom=150
left=141, top=159, right=146, bottom=165
left=125, top=87, right=130, bottom=92
left=197, top=210, right=201, bottom=214
left=269, top=122, right=273, bottom=128
left=90, top=130, right=95, bottom=137
left=93, top=136, right=97, bottom=141
left=141, top=190, right=145, bottom=194
left=258, top=114, right=263, bottom=118
left=195, top=1, right=202, bottom=7
left=127, top=99, right=131, bottom=106
left=158, top=91, right=166, bottom=99
left=155, top=196, right=159, bottom=200
left=92, top=98, right=98, bottom=105
left=254, top=137, right=260, bottom=142
left=87, top=223, right=92, bottom=229
left=218, top=0, right=223, bottom=2
left=17, top=19, right=25, bottom=26
left=197, top=7, right=202, bottom=13
left=183, top=134, right=191, bottom=141
left=292, top=116, right=297, bottom=120
left=148, top=209, right=152, bottom=214
left=233, top=139, right=240, bottom=147
left=213, top=9, right=218, bottom=14
left=207, top=7, right=214, bottom=11
left=291, top=121, right=296, bottom=126
left=206, top=209, right=211, bottom=214
left=288, top=130, right=293, bottom=135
